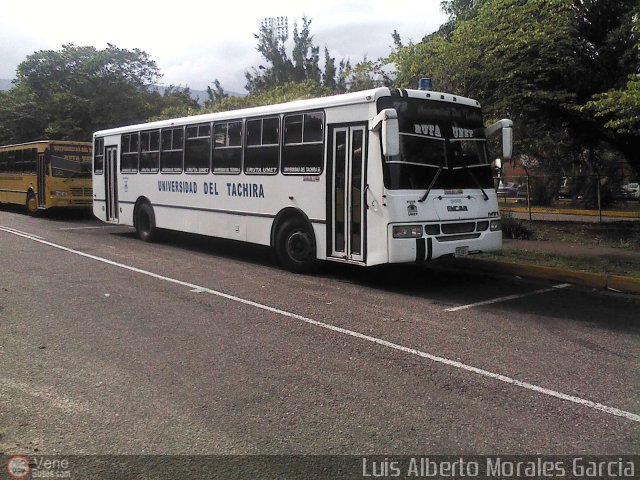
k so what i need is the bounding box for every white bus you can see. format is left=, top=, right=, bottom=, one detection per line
left=92, top=86, right=512, bottom=272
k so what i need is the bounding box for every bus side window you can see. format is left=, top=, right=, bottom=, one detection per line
left=121, top=133, right=139, bottom=173
left=244, top=117, right=279, bottom=175
left=140, top=130, right=160, bottom=174
left=15, top=150, right=22, bottom=172
left=161, top=128, right=184, bottom=173
left=282, top=111, right=324, bottom=174
left=7, top=150, right=16, bottom=172
left=94, top=138, right=104, bottom=174
left=212, top=121, right=242, bottom=174
left=28, top=148, right=37, bottom=173
left=185, top=124, right=211, bottom=174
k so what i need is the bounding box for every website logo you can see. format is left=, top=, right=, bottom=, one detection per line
left=7, top=456, right=30, bottom=479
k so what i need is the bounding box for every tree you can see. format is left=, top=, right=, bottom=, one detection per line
left=245, top=21, right=294, bottom=93
left=582, top=2, right=640, bottom=175
left=586, top=75, right=640, bottom=136
left=342, top=57, right=392, bottom=92
left=322, top=47, right=337, bottom=91
left=292, top=17, right=321, bottom=84
left=0, top=85, right=46, bottom=143
left=1, top=43, right=166, bottom=142
left=205, top=79, right=229, bottom=106
left=437, top=0, right=487, bottom=36
left=388, top=0, right=640, bottom=175
left=245, top=16, right=351, bottom=94
left=149, top=85, right=201, bottom=120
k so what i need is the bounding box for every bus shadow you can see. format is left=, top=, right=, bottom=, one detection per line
left=114, top=227, right=490, bottom=292
left=0, top=203, right=94, bottom=221
left=116, top=228, right=483, bottom=287
left=39, top=208, right=95, bottom=221
left=113, top=228, right=277, bottom=268
left=318, top=261, right=640, bottom=334
left=110, top=228, right=639, bottom=334
left=320, top=259, right=486, bottom=291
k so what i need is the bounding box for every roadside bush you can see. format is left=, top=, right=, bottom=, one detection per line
left=569, top=175, right=619, bottom=209
left=501, top=214, right=533, bottom=240
left=529, top=176, right=562, bottom=206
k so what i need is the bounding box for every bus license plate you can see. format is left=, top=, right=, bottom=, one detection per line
left=455, top=246, right=469, bottom=258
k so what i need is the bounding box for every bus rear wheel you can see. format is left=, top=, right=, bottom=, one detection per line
left=135, top=202, right=157, bottom=242
left=25, top=192, right=39, bottom=216
left=275, top=218, right=317, bottom=273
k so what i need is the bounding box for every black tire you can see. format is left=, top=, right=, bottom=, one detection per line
left=135, top=202, right=157, bottom=242
left=25, top=191, right=39, bottom=216
left=275, top=218, right=318, bottom=273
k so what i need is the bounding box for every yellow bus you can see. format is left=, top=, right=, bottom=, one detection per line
left=0, top=141, right=93, bottom=214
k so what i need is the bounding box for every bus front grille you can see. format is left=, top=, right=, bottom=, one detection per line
left=69, top=187, right=92, bottom=197
left=441, top=222, right=476, bottom=234
left=435, top=233, right=481, bottom=242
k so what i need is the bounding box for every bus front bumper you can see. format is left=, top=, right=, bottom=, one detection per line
left=388, top=223, right=502, bottom=263
left=48, top=196, right=93, bottom=207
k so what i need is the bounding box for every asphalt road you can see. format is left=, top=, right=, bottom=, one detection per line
left=1, top=208, right=639, bottom=461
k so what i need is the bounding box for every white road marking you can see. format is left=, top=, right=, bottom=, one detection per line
left=1, top=225, right=638, bottom=424
left=445, top=284, right=572, bottom=312
left=58, top=225, right=128, bottom=231
left=0, top=226, right=44, bottom=239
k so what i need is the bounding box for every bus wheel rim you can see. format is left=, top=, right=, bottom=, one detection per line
left=287, top=231, right=312, bottom=261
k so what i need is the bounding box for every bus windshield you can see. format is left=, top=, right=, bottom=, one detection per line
left=377, top=97, right=494, bottom=190
left=48, top=145, right=92, bottom=179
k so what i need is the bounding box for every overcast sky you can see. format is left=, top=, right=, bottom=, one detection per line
left=0, top=0, right=448, bottom=94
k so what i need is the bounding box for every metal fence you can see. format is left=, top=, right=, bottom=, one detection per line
left=494, top=174, right=640, bottom=220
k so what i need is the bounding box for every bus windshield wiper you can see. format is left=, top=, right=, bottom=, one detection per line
left=418, top=166, right=443, bottom=203
left=463, top=165, right=489, bottom=201
left=62, top=171, right=78, bottom=182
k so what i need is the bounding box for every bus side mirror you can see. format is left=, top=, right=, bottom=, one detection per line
left=484, top=119, right=513, bottom=161
left=370, top=109, right=399, bottom=157
left=502, top=126, right=513, bottom=160
left=382, top=117, right=399, bottom=157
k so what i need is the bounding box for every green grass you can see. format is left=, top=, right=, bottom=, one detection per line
left=498, top=199, right=640, bottom=213
left=500, top=217, right=640, bottom=248
left=478, top=218, right=640, bottom=278
left=478, top=249, right=640, bottom=278
left=524, top=220, right=640, bottom=249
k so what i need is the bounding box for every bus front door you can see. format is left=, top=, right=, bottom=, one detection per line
left=330, top=125, right=366, bottom=262
left=104, top=146, right=119, bottom=222
left=37, top=153, right=46, bottom=207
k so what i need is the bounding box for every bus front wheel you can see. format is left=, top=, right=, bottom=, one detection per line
left=135, top=203, right=157, bottom=242
left=25, top=192, right=39, bottom=216
left=275, top=218, right=317, bottom=273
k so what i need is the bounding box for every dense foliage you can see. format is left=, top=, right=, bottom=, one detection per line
left=0, top=44, right=198, bottom=143
left=389, top=0, right=639, bottom=176
left=0, top=2, right=638, bottom=179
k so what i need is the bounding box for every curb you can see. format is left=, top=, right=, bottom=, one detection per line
left=502, top=206, right=640, bottom=219
left=454, top=258, right=640, bottom=294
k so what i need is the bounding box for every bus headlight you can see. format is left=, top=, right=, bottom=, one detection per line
left=490, top=219, right=501, bottom=231
left=51, top=190, right=68, bottom=196
left=393, top=225, right=423, bottom=238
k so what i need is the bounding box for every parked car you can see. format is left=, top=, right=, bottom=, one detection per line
left=620, top=182, right=640, bottom=200
left=496, top=182, right=519, bottom=197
